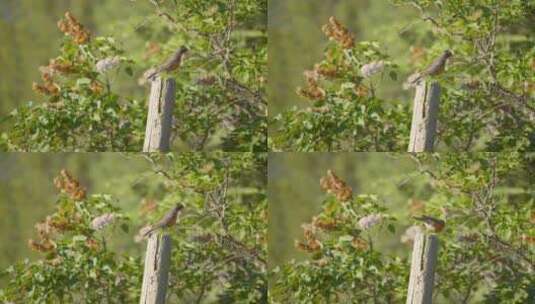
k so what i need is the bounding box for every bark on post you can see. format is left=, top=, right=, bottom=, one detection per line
left=406, top=233, right=439, bottom=304
left=143, top=77, right=176, bottom=152
left=408, top=81, right=440, bottom=152
left=140, top=234, right=172, bottom=304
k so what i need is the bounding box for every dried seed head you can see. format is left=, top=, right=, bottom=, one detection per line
left=54, top=169, right=87, bottom=200
left=58, top=11, right=91, bottom=45
left=319, top=169, right=353, bottom=201
left=322, top=16, right=354, bottom=49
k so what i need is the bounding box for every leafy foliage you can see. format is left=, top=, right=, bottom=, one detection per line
left=2, top=13, right=144, bottom=151
left=0, top=153, right=267, bottom=303
left=270, top=1, right=535, bottom=151
left=0, top=169, right=139, bottom=302
left=152, top=0, right=267, bottom=151
left=1, top=0, right=267, bottom=151
left=270, top=17, right=410, bottom=151
left=271, top=193, right=406, bottom=303
left=270, top=153, right=534, bottom=303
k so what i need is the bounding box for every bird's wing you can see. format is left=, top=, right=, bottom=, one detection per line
left=160, top=208, right=178, bottom=224
left=424, top=59, right=441, bottom=75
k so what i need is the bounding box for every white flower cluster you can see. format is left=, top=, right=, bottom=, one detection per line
left=358, top=214, right=383, bottom=230
left=360, top=60, right=385, bottom=78
left=95, top=56, right=120, bottom=74
left=91, top=213, right=115, bottom=230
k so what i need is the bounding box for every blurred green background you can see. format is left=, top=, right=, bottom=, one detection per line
left=269, top=0, right=426, bottom=116
left=0, top=153, right=156, bottom=273
left=0, top=0, right=151, bottom=119
left=268, top=153, right=432, bottom=268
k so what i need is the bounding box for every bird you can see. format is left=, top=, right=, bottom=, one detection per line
left=146, top=46, right=189, bottom=81
left=403, top=50, right=453, bottom=89
left=413, top=215, right=445, bottom=233
left=142, top=203, right=184, bottom=236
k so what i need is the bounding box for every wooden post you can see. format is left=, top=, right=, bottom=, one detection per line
left=140, top=234, right=172, bottom=304
left=406, top=233, right=439, bottom=304
left=408, top=81, right=440, bottom=152
left=143, top=77, right=176, bottom=152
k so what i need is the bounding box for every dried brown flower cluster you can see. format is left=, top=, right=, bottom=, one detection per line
left=296, top=69, right=326, bottom=100
left=33, top=58, right=78, bottom=96
left=410, top=46, right=426, bottom=64
left=90, top=80, right=103, bottom=94
left=139, top=198, right=158, bottom=216
left=29, top=216, right=59, bottom=253
left=57, top=12, right=91, bottom=45
left=28, top=170, right=93, bottom=255
left=32, top=72, right=60, bottom=96
left=49, top=216, right=78, bottom=232
left=54, top=169, right=87, bottom=200
left=322, top=16, right=354, bottom=49
left=351, top=237, right=369, bottom=250
left=28, top=238, right=56, bottom=253
left=314, top=63, right=339, bottom=78
left=295, top=223, right=322, bottom=253
left=320, top=169, right=353, bottom=201
left=49, top=58, right=76, bottom=74
left=30, top=213, right=99, bottom=255
left=144, top=42, right=162, bottom=60
left=408, top=198, right=425, bottom=215
left=311, top=216, right=338, bottom=231
left=354, top=84, right=369, bottom=97
left=86, top=238, right=100, bottom=250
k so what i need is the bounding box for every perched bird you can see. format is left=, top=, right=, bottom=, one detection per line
left=142, top=203, right=184, bottom=236
left=403, top=50, right=453, bottom=89
left=413, top=215, right=445, bottom=233
left=146, top=46, right=189, bottom=81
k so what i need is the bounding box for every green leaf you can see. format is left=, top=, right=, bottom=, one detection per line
left=387, top=224, right=396, bottom=234
left=72, top=235, right=87, bottom=242
left=76, top=78, right=91, bottom=86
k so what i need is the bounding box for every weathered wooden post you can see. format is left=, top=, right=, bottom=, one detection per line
left=143, top=77, right=176, bottom=152
left=408, top=81, right=440, bottom=152
left=140, top=234, right=172, bottom=304
left=406, top=232, right=439, bottom=304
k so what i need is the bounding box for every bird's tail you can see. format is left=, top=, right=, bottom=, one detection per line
left=146, top=71, right=159, bottom=81
left=142, top=226, right=157, bottom=237
left=403, top=72, right=422, bottom=90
